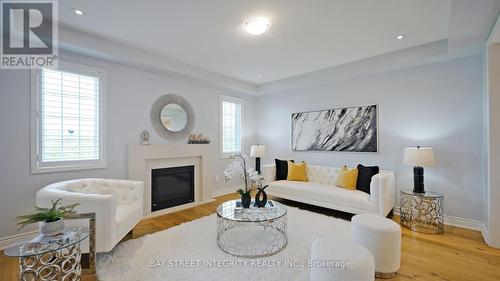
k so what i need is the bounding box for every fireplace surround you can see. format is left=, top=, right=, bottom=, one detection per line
left=128, top=144, right=214, bottom=217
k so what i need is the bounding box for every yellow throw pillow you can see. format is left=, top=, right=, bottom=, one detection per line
left=335, top=166, right=358, bottom=190
left=286, top=161, right=308, bottom=181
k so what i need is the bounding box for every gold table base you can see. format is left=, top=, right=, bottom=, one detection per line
left=19, top=244, right=82, bottom=281
left=400, top=191, right=444, bottom=234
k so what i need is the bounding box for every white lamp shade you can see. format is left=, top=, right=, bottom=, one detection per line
left=403, top=147, right=436, bottom=167
left=250, top=145, right=266, bottom=158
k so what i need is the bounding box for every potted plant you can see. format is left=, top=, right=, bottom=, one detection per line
left=224, top=153, right=263, bottom=208
left=17, top=198, right=79, bottom=236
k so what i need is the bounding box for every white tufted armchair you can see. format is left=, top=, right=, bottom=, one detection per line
left=36, top=178, right=144, bottom=252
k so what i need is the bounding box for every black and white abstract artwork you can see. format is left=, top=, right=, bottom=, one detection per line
left=291, top=105, right=377, bottom=152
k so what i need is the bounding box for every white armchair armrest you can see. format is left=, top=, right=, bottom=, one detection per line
left=263, top=164, right=276, bottom=185
left=369, top=171, right=395, bottom=217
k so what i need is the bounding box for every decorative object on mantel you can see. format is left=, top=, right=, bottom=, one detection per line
left=151, top=94, right=195, bottom=141
left=141, top=130, right=150, bottom=145
left=254, top=184, right=269, bottom=207
left=291, top=105, right=377, bottom=152
left=16, top=198, right=79, bottom=236
left=188, top=134, right=210, bottom=144
left=403, top=146, right=436, bottom=193
left=224, top=153, right=264, bottom=208
left=250, top=144, right=266, bottom=173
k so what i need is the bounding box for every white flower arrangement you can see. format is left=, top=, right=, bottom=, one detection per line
left=224, top=153, right=264, bottom=196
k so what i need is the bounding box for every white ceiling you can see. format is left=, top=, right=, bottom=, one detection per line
left=59, top=0, right=452, bottom=84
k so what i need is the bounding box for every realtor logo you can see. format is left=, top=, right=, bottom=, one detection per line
left=1, top=0, right=58, bottom=69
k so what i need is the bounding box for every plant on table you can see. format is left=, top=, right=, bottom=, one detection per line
left=17, top=198, right=79, bottom=235
left=224, top=153, right=264, bottom=208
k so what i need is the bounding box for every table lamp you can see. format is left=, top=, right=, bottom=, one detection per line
left=250, top=145, right=266, bottom=173
left=403, top=146, right=435, bottom=193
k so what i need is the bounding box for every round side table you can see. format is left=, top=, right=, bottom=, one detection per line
left=4, top=227, right=89, bottom=281
left=400, top=190, right=444, bottom=234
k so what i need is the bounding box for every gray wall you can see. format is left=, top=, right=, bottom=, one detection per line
left=485, top=44, right=500, bottom=247
left=256, top=55, right=484, bottom=221
left=0, top=51, right=257, bottom=238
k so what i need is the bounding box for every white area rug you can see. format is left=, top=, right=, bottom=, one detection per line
left=97, top=205, right=351, bottom=281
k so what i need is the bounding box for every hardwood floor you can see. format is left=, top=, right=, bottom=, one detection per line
left=1, top=193, right=500, bottom=280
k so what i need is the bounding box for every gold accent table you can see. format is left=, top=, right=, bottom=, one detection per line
left=4, top=227, right=88, bottom=281
left=65, top=213, right=96, bottom=275
left=400, top=190, right=444, bottom=234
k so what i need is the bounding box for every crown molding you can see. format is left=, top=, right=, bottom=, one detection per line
left=57, top=26, right=258, bottom=95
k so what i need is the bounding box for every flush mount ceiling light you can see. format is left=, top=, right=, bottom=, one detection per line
left=396, top=34, right=405, bottom=40
left=72, top=8, right=84, bottom=16
left=243, top=17, right=270, bottom=35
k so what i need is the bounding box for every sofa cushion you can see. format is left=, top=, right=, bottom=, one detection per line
left=287, top=161, right=308, bottom=181
left=269, top=180, right=375, bottom=211
left=335, top=166, right=358, bottom=190
left=356, top=164, right=380, bottom=194
left=275, top=159, right=293, bottom=180
left=306, top=165, right=339, bottom=186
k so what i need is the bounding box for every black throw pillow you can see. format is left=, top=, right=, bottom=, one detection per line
left=356, top=164, right=380, bottom=194
left=275, top=159, right=294, bottom=180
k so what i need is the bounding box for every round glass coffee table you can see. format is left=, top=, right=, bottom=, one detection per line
left=4, top=227, right=88, bottom=281
left=216, top=199, right=287, bottom=257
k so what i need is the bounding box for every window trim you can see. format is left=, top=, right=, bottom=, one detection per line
left=30, top=60, right=107, bottom=174
left=220, top=95, right=244, bottom=159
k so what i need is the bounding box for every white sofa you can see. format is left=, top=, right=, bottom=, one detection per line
left=36, top=178, right=144, bottom=252
left=263, top=164, right=395, bottom=217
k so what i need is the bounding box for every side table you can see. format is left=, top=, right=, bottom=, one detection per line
left=400, top=190, right=444, bottom=234
left=4, top=227, right=89, bottom=281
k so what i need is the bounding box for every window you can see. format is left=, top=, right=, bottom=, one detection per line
left=31, top=61, right=106, bottom=173
left=220, top=95, right=243, bottom=158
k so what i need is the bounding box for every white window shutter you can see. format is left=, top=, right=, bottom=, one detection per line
left=39, top=68, right=101, bottom=162
left=221, top=97, right=243, bottom=155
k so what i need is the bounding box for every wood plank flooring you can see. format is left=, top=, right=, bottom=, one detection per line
left=1, top=193, right=499, bottom=281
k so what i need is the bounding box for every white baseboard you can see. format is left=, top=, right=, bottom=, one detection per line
left=393, top=207, right=485, bottom=232
left=482, top=224, right=490, bottom=245
left=212, top=186, right=238, bottom=197
left=0, top=230, right=39, bottom=251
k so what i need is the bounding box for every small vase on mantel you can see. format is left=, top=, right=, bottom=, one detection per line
left=240, top=193, right=251, bottom=208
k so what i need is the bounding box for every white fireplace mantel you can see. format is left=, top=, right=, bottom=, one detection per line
left=128, top=144, right=215, bottom=217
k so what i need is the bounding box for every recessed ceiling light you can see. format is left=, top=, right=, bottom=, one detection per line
left=257, top=75, right=262, bottom=79
left=243, top=17, right=270, bottom=35
left=72, top=8, right=84, bottom=16
left=396, top=34, right=405, bottom=40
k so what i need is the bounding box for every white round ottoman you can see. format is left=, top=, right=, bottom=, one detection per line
left=310, top=236, right=375, bottom=281
left=351, top=214, right=401, bottom=279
